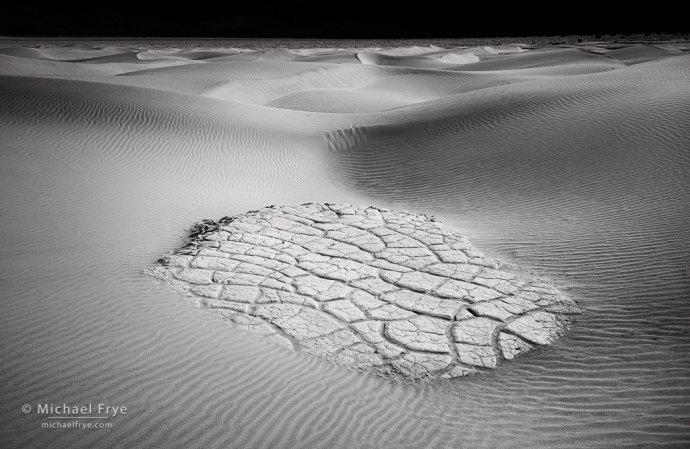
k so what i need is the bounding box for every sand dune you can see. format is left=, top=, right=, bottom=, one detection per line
left=436, top=52, right=481, bottom=64
left=49, top=61, right=370, bottom=99
left=0, top=53, right=199, bottom=76
left=265, top=72, right=535, bottom=113
left=1, top=41, right=689, bottom=449
left=201, top=63, right=427, bottom=105
left=604, top=44, right=679, bottom=64
left=358, top=51, right=472, bottom=69
left=143, top=48, right=246, bottom=60
left=374, top=45, right=445, bottom=56
left=0, top=45, right=136, bottom=60
left=484, top=44, right=528, bottom=54
left=295, top=52, right=361, bottom=64
left=454, top=47, right=624, bottom=71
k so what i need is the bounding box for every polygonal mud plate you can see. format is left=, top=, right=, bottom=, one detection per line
left=145, top=203, right=580, bottom=381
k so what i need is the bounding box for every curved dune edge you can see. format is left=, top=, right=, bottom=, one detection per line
left=145, top=203, right=580, bottom=380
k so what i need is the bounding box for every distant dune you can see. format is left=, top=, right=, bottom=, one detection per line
left=1, top=40, right=689, bottom=449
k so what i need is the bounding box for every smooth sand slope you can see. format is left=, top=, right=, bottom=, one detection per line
left=0, top=41, right=689, bottom=449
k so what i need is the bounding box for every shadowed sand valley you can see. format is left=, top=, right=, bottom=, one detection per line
left=1, top=40, right=689, bottom=448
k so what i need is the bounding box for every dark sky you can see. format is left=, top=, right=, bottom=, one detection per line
left=3, top=2, right=687, bottom=38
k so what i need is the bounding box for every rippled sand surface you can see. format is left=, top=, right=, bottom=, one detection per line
left=1, top=41, right=689, bottom=448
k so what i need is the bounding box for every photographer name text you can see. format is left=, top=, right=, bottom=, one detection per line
left=34, top=403, right=127, bottom=417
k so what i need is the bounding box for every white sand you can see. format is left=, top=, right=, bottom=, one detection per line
left=0, top=41, right=689, bottom=448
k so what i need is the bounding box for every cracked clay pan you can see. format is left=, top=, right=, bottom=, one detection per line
left=146, top=203, right=580, bottom=380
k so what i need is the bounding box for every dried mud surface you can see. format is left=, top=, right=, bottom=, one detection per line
left=147, top=203, right=578, bottom=380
